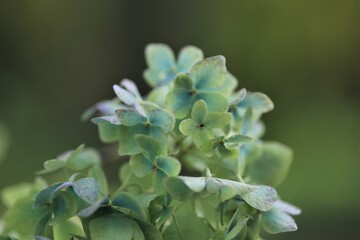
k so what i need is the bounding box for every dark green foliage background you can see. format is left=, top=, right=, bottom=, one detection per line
left=0, top=0, right=358, bottom=239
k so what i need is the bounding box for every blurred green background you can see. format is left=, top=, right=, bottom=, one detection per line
left=0, top=0, right=358, bottom=239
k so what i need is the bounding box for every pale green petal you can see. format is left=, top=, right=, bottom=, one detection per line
left=246, top=142, right=293, bottom=187
left=193, top=128, right=214, bottom=148
left=179, top=119, right=198, bottom=136
left=205, top=112, right=232, bottom=129
left=191, top=99, right=208, bottom=123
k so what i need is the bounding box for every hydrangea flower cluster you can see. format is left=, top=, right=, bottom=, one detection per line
left=0, top=44, right=300, bottom=240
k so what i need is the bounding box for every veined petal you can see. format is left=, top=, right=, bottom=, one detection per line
left=190, top=56, right=227, bottom=90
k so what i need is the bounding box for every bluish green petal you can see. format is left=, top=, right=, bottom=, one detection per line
left=96, top=122, right=119, bottom=143
left=193, top=128, right=214, bottom=148
left=51, top=191, right=77, bottom=225
left=191, top=99, right=208, bottom=123
left=145, top=43, right=176, bottom=71
left=179, top=119, right=198, bottom=136
left=190, top=56, right=227, bottom=90
left=111, top=192, right=147, bottom=220
left=177, top=46, right=204, bottom=72
left=130, top=153, right=154, bottom=177
left=118, top=124, right=149, bottom=156
left=196, top=92, right=228, bottom=113
left=149, top=126, right=167, bottom=145
left=143, top=69, right=163, bottom=87
left=116, top=109, right=147, bottom=126
left=155, top=156, right=181, bottom=176
left=135, top=134, right=164, bottom=159
left=166, top=91, right=195, bottom=119
left=91, top=116, right=121, bottom=143
left=262, top=208, right=298, bottom=234
left=73, top=178, right=100, bottom=205
left=238, top=91, right=274, bottom=113
left=205, top=112, right=232, bottom=129
left=173, top=73, right=193, bottom=91
left=148, top=108, right=175, bottom=133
